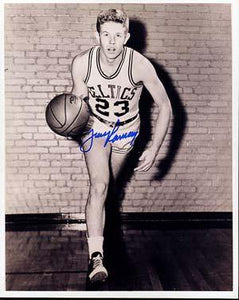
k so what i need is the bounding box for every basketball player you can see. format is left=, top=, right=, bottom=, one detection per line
left=71, top=9, right=172, bottom=283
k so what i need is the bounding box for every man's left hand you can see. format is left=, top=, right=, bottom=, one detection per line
left=134, top=148, right=157, bottom=172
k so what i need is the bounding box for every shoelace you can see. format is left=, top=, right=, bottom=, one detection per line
left=92, top=255, right=103, bottom=269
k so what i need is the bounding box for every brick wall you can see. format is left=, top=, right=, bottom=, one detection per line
left=5, top=3, right=232, bottom=214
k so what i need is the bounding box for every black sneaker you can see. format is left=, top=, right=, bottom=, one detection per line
left=88, top=252, right=108, bottom=283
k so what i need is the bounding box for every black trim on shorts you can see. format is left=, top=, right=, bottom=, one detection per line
left=91, top=111, right=138, bottom=128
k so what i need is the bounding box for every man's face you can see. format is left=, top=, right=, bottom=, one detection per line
left=97, top=22, right=130, bottom=60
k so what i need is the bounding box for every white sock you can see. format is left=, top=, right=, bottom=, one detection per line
left=87, top=236, right=104, bottom=258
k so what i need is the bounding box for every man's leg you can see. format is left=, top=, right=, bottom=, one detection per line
left=104, top=150, right=130, bottom=274
left=82, top=138, right=111, bottom=282
left=105, top=150, right=130, bottom=232
left=110, top=150, right=130, bottom=181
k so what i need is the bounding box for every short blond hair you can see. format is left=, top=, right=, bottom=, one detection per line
left=96, top=9, right=129, bottom=33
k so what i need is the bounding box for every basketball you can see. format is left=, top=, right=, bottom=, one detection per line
left=45, top=93, right=90, bottom=138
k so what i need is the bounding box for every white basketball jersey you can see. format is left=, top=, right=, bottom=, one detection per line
left=84, top=46, right=143, bottom=123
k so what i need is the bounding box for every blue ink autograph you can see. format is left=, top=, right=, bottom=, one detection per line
left=79, top=119, right=138, bottom=153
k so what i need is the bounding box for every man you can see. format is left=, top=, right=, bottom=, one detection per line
left=71, top=9, right=172, bottom=283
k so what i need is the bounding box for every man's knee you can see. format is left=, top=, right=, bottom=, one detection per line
left=89, top=182, right=108, bottom=201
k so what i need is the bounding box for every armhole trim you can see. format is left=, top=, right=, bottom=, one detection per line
left=83, top=47, right=94, bottom=83
left=128, top=49, right=143, bottom=88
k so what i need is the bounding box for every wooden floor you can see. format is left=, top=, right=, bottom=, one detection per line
left=6, top=225, right=232, bottom=291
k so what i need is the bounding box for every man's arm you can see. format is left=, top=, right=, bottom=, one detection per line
left=134, top=55, right=172, bottom=172
left=71, top=52, right=89, bottom=100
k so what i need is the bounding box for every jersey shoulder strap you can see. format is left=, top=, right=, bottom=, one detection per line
left=128, top=48, right=143, bottom=88
left=83, top=46, right=95, bottom=84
